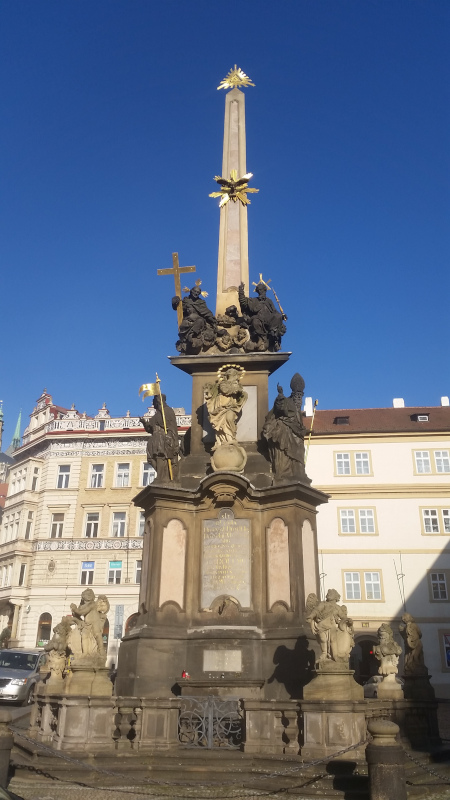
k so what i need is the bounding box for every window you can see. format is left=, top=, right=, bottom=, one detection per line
left=340, top=510, right=356, bottom=533
left=335, top=452, right=372, bottom=477
left=344, top=572, right=361, bottom=600
left=364, top=571, right=381, bottom=600
left=90, top=464, right=104, bottom=488
left=135, top=560, right=142, bottom=584
left=343, top=569, right=383, bottom=601
left=2, top=517, right=8, bottom=543
left=423, top=509, right=439, bottom=534
left=25, top=511, right=34, bottom=540
left=115, top=463, right=130, bottom=488
left=336, top=453, right=351, bottom=475
left=138, top=511, right=145, bottom=536
left=435, top=451, right=450, bottom=474
left=112, top=512, right=126, bottom=538
left=81, top=561, right=95, bottom=585
left=415, top=451, right=431, bottom=474
left=359, top=509, right=375, bottom=533
left=441, top=632, right=450, bottom=670
left=11, top=468, right=27, bottom=494
left=36, top=613, right=52, bottom=647
left=421, top=508, right=450, bottom=535
left=108, top=560, right=122, bottom=584
left=339, top=508, right=376, bottom=535
left=57, top=465, right=70, bottom=488
left=31, top=467, right=40, bottom=491
left=142, top=463, right=156, bottom=487
left=12, top=512, right=20, bottom=539
left=85, top=513, right=99, bottom=538
left=18, top=564, right=26, bottom=587
left=50, top=513, right=64, bottom=538
left=355, top=452, right=370, bottom=475
left=430, top=572, right=447, bottom=600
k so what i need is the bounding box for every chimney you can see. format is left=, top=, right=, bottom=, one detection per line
left=441, top=397, right=450, bottom=407
left=393, top=398, right=405, bottom=408
left=304, top=397, right=314, bottom=417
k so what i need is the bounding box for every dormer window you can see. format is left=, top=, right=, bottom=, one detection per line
left=334, top=416, right=349, bottom=425
left=411, top=413, right=429, bottom=422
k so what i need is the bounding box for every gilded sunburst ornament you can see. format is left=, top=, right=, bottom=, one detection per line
left=209, top=169, right=259, bottom=207
left=217, top=65, right=255, bottom=91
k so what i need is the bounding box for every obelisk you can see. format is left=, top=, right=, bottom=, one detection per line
left=214, top=67, right=257, bottom=316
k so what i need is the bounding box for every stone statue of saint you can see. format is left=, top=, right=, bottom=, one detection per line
left=374, top=623, right=402, bottom=678
left=305, top=589, right=354, bottom=667
left=172, top=284, right=218, bottom=354
left=205, top=366, right=248, bottom=472
left=262, top=373, right=310, bottom=483
left=238, top=281, right=286, bottom=352
left=140, top=394, right=180, bottom=482
left=69, top=589, right=110, bottom=666
left=399, top=613, right=429, bottom=677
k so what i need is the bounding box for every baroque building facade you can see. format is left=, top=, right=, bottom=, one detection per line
left=305, top=395, right=450, bottom=697
left=1, top=390, right=449, bottom=695
left=0, top=390, right=189, bottom=666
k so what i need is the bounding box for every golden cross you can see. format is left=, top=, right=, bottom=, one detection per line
left=157, top=252, right=196, bottom=327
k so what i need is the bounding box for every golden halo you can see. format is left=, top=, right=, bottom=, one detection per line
left=217, top=364, right=246, bottom=379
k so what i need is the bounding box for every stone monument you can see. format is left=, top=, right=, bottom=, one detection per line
left=29, top=593, right=113, bottom=751
left=373, top=623, right=404, bottom=700
left=114, top=66, right=329, bottom=755
left=301, top=589, right=365, bottom=760
left=399, top=613, right=435, bottom=700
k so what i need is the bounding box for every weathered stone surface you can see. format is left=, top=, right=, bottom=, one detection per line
left=201, top=509, right=251, bottom=609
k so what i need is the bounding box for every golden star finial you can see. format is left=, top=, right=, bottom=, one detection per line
left=217, top=65, right=255, bottom=91
left=209, top=169, right=259, bottom=207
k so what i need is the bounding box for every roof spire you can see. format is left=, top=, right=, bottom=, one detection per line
left=6, top=410, right=22, bottom=455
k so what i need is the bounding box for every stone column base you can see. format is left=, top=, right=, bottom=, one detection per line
left=302, top=701, right=367, bottom=761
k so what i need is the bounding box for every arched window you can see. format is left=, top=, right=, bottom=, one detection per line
left=102, top=617, right=109, bottom=651
left=36, top=613, right=52, bottom=647
left=125, top=613, right=139, bottom=635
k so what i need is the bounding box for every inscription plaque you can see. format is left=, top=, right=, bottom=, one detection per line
left=203, top=649, right=242, bottom=673
left=201, top=508, right=251, bottom=608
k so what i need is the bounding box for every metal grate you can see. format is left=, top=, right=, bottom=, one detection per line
left=178, top=695, right=243, bottom=749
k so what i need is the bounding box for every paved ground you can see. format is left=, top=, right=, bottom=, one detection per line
left=4, top=703, right=450, bottom=800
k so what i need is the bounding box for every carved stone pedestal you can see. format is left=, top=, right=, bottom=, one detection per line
left=403, top=674, right=435, bottom=701
left=377, top=674, right=403, bottom=700
left=303, top=668, right=364, bottom=702
left=302, top=700, right=367, bottom=761
left=30, top=691, right=115, bottom=752
left=301, top=669, right=365, bottom=761
left=65, top=665, right=112, bottom=697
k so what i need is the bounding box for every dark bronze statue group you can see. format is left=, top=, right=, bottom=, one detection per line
left=172, top=281, right=286, bottom=355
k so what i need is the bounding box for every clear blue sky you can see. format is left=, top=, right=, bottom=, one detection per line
left=1, top=0, right=449, bottom=445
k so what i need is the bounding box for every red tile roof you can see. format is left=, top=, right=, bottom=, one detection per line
left=309, top=407, right=450, bottom=435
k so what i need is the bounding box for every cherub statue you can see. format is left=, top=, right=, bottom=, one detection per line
left=44, top=616, right=72, bottom=681
left=305, top=589, right=354, bottom=667
left=69, top=589, right=110, bottom=665
left=374, top=623, right=402, bottom=677
left=399, top=613, right=429, bottom=677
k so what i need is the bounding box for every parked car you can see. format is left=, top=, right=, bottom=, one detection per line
left=363, top=675, right=404, bottom=698
left=0, top=649, right=47, bottom=705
